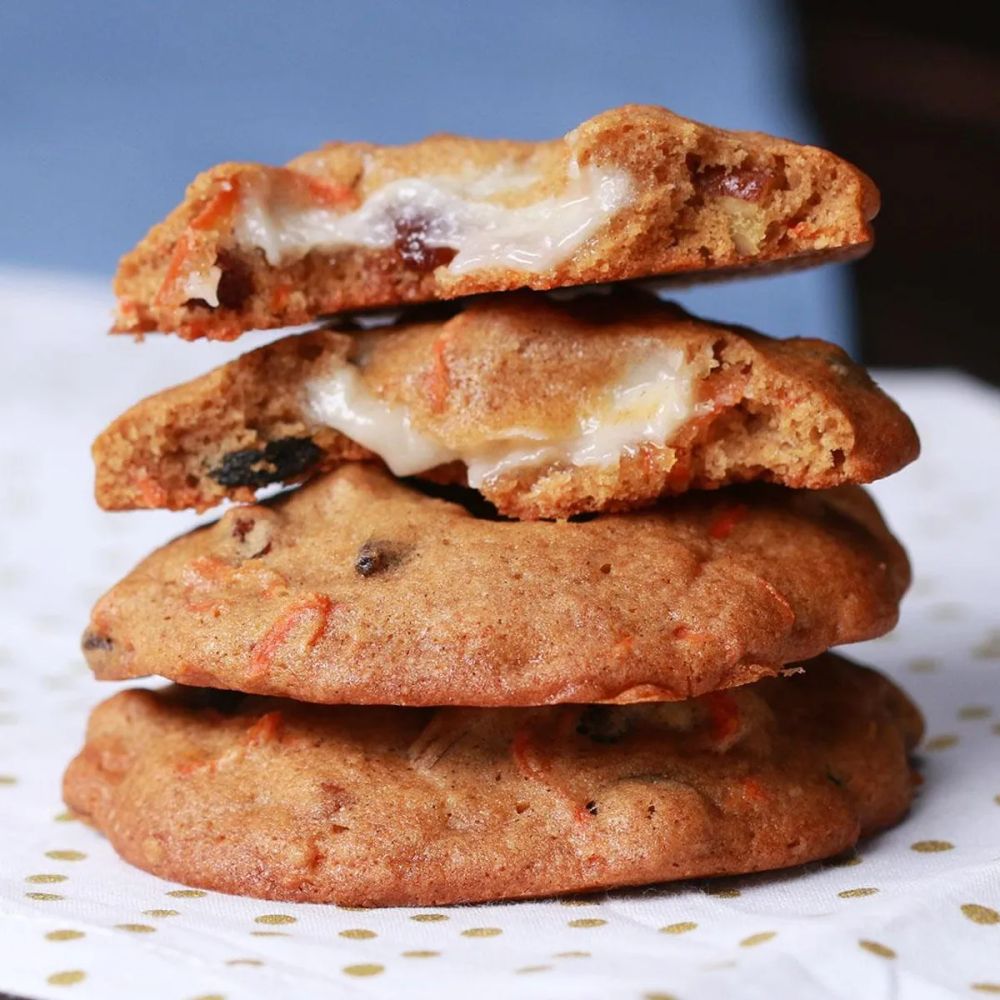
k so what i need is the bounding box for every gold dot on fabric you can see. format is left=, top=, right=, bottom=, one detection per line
left=53, top=811, right=78, bottom=823
left=516, top=965, right=552, bottom=974
left=45, top=850, right=86, bottom=862
left=859, top=940, right=896, bottom=959
left=972, top=984, right=1000, bottom=994
left=27, top=874, right=68, bottom=884
left=167, top=889, right=207, bottom=899
left=911, top=840, right=954, bottom=853
left=255, top=914, right=296, bottom=926
left=908, top=657, right=939, bottom=673
left=838, top=888, right=879, bottom=898
left=962, top=903, right=1000, bottom=925
left=0, top=774, right=16, bottom=785
left=190, top=995, right=225, bottom=1000
left=559, top=896, right=600, bottom=906
left=959, top=705, right=992, bottom=720
left=115, top=924, right=156, bottom=934
left=740, top=931, right=777, bottom=946
left=143, top=909, right=180, bottom=918
left=339, top=929, right=376, bottom=940
left=973, top=631, right=1000, bottom=659
left=410, top=913, right=448, bottom=922
left=554, top=950, right=591, bottom=958
left=660, top=921, right=698, bottom=935
left=461, top=927, right=503, bottom=938
left=925, top=734, right=959, bottom=751
left=47, top=970, right=86, bottom=986
left=45, top=930, right=84, bottom=942
left=225, top=959, right=263, bottom=967
left=402, top=950, right=440, bottom=959
left=343, top=964, right=384, bottom=977
left=26, top=892, right=63, bottom=901
left=568, top=918, right=607, bottom=929
left=705, top=887, right=741, bottom=898
left=644, top=993, right=679, bottom=1000
left=827, top=853, right=863, bottom=868
left=250, top=931, right=288, bottom=938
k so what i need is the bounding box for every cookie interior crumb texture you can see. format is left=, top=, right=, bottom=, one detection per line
left=93, top=291, right=917, bottom=517
left=112, top=104, right=878, bottom=340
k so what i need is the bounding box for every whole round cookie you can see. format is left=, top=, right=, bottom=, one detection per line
left=83, top=465, right=909, bottom=706
left=63, top=654, right=923, bottom=906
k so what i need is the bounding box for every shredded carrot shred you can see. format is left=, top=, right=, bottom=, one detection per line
left=154, top=234, right=194, bottom=306
left=704, top=691, right=742, bottom=745
left=709, top=503, right=749, bottom=540
left=511, top=727, right=547, bottom=781
left=250, top=594, right=333, bottom=672
left=269, top=282, right=292, bottom=312
left=190, top=179, right=240, bottom=230
left=175, top=758, right=216, bottom=778
left=302, top=175, right=358, bottom=208
left=425, top=333, right=451, bottom=413
left=741, top=776, right=769, bottom=802
left=245, top=711, right=284, bottom=747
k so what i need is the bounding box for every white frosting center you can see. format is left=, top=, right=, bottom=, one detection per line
left=303, top=347, right=697, bottom=484
left=234, top=160, right=633, bottom=276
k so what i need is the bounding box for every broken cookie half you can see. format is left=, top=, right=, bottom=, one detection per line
left=113, top=103, right=879, bottom=340
left=94, top=290, right=918, bottom=520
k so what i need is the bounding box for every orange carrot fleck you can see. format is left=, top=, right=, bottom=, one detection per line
left=133, top=474, right=169, bottom=508
left=245, top=711, right=283, bottom=747
left=175, top=758, right=216, bottom=778
left=303, top=176, right=358, bottom=208
left=190, top=179, right=240, bottom=230
left=704, top=691, right=742, bottom=745
left=269, top=282, right=292, bottom=313
left=250, top=594, right=333, bottom=672
left=424, top=334, right=451, bottom=414
left=741, top=776, right=769, bottom=802
left=709, top=503, right=749, bottom=540
left=512, top=727, right=547, bottom=781
left=155, top=233, right=194, bottom=306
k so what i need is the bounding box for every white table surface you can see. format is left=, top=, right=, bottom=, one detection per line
left=0, top=268, right=998, bottom=1000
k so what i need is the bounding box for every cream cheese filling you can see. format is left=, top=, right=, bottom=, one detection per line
left=233, top=160, right=633, bottom=276
left=303, top=346, right=698, bottom=486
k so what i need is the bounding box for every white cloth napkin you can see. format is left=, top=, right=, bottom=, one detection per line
left=0, top=269, right=998, bottom=1000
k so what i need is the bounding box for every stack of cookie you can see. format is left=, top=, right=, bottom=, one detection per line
left=66, top=105, right=924, bottom=906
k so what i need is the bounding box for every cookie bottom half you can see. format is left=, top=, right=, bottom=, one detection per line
left=63, top=653, right=922, bottom=906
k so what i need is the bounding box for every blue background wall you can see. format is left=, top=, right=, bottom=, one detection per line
left=0, top=0, right=856, bottom=346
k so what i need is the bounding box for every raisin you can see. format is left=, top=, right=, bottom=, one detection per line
left=696, top=165, right=778, bottom=202
left=393, top=216, right=457, bottom=272
left=210, top=437, right=322, bottom=489
left=576, top=706, right=632, bottom=744
left=354, top=540, right=409, bottom=577
left=81, top=630, right=113, bottom=652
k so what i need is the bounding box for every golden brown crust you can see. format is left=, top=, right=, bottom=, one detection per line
left=63, top=655, right=922, bottom=906
left=112, top=105, right=878, bottom=340
left=82, top=465, right=909, bottom=706
left=94, top=292, right=918, bottom=517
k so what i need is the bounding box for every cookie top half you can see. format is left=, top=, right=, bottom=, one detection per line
left=84, top=465, right=909, bottom=706
left=94, top=291, right=917, bottom=519
left=112, top=104, right=878, bottom=340
left=64, top=654, right=922, bottom=906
